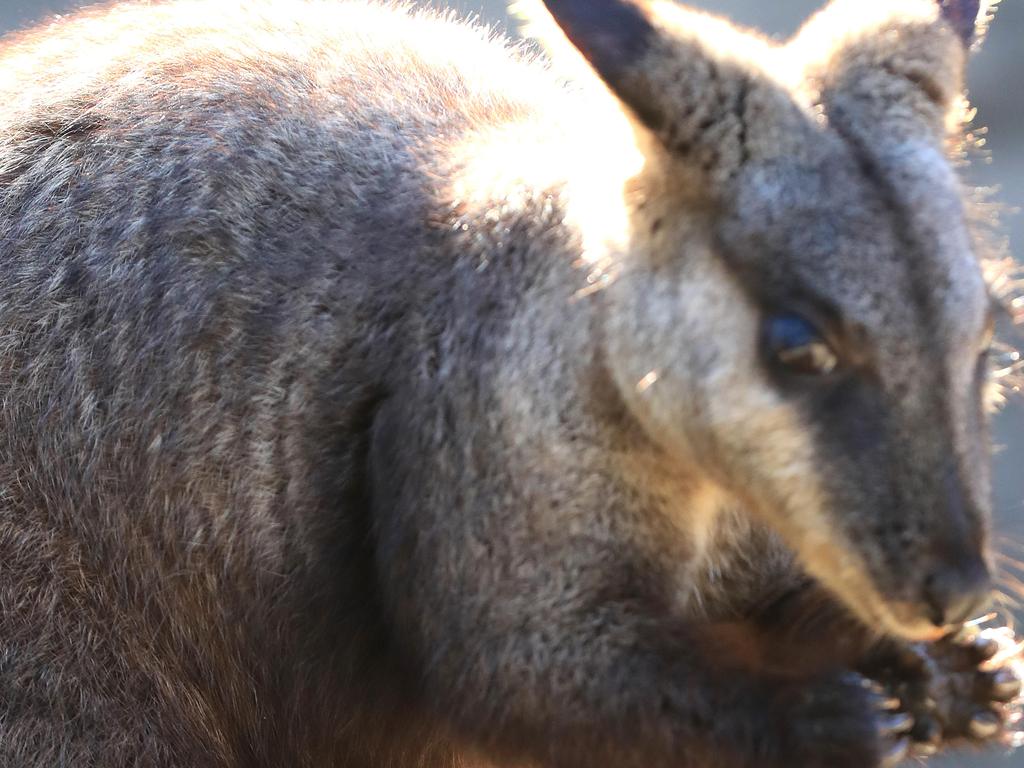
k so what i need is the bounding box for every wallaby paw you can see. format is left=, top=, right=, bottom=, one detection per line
left=866, top=676, right=917, bottom=767
left=924, top=624, right=1024, bottom=748
left=872, top=621, right=1024, bottom=759
left=780, top=672, right=915, bottom=768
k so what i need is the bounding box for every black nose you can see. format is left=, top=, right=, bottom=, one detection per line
left=923, top=559, right=992, bottom=627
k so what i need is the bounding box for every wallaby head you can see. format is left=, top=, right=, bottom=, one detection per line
left=540, top=0, right=1001, bottom=641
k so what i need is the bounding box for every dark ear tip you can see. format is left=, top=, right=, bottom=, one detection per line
left=938, top=0, right=982, bottom=45
left=540, top=0, right=656, bottom=80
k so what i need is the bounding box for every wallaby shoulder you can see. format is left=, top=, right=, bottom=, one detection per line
left=0, top=4, right=592, bottom=766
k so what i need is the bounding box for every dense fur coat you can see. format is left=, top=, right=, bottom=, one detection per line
left=0, top=0, right=1017, bottom=766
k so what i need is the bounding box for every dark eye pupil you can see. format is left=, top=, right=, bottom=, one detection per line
left=764, top=314, right=837, bottom=376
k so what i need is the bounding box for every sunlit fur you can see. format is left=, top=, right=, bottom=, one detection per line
left=521, top=0, right=1000, bottom=638
left=0, top=0, right=1015, bottom=766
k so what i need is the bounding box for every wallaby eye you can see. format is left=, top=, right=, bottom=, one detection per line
left=763, top=313, right=838, bottom=377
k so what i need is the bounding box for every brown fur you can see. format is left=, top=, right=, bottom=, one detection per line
left=0, top=1, right=1012, bottom=766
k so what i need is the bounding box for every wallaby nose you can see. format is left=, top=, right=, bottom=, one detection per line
left=923, top=559, right=992, bottom=628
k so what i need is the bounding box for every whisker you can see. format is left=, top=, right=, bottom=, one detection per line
left=994, top=589, right=1022, bottom=612
left=995, top=572, right=1024, bottom=604
left=995, top=552, right=1024, bottom=576
left=997, top=534, right=1024, bottom=548
left=967, top=612, right=1001, bottom=627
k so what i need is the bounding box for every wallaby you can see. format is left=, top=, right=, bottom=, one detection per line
left=0, top=0, right=1021, bottom=766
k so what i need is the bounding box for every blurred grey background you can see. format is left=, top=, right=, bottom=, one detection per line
left=1, top=0, right=1022, bottom=765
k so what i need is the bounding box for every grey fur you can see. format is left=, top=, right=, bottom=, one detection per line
left=0, top=1, right=1012, bottom=766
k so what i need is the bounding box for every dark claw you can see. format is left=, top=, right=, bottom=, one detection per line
left=864, top=679, right=888, bottom=696
left=913, top=741, right=937, bottom=761
left=868, top=688, right=902, bottom=711
left=879, top=696, right=902, bottom=712
left=910, top=739, right=940, bottom=758
left=968, top=710, right=1002, bottom=740
left=990, top=668, right=1023, bottom=702
left=878, top=711, right=914, bottom=737
left=910, top=718, right=941, bottom=757
left=881, top=737, right=910, bottom=768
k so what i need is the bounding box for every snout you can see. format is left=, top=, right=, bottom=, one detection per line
left=922, top=556, right=992, bottom=628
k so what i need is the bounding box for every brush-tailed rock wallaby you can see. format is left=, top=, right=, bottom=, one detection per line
left=0, top=0, right=1021, bottom=765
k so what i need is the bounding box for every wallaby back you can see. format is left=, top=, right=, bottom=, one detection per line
left=0, top=1, right=1012, bottom=767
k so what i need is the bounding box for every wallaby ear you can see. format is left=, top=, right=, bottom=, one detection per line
left=939, top=0, right=984, bottom=46
left=538, top=0, right=663, bottom=128
left=540, top=0, right=812, bottom=186
left=792, top=0, right=992, bottom=146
